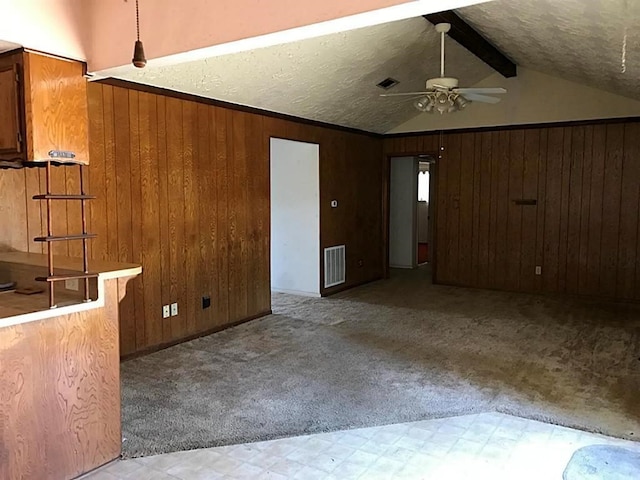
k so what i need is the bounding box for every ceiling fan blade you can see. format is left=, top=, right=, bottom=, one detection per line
left=463, top=93, right=502, bottom=104
left=454, top=87, right=507, bottom=95
left=380, top=92, right=429, bottom=97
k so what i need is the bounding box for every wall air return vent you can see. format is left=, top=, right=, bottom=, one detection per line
left=376, top=77, right=399, bottom=90
left=324, top=245, right=346, bottom=288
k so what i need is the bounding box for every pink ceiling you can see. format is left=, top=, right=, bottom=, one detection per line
left=3, top=0, right=418, bottom=70
left=88, top=0, right=418, bottom=71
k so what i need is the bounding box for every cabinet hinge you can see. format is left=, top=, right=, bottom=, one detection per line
left=17, top=132, right=22, bottom=144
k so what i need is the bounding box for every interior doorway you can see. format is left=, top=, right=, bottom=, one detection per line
left=269, top=138, right=320, bottom=297
left=417, top=160, right=431, bottom=266
left=387, top=154, right=437, bottom=279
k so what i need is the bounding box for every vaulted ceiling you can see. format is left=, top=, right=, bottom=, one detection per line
left=114, top=0, right=640, bottom=133
left=116, top=16, right=494, bottom=133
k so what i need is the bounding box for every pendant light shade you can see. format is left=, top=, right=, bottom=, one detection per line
left=132, top=0, right=146, bottom=68
left=132, top=40, right=147, bottom=68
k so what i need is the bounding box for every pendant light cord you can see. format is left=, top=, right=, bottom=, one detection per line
left=136, top=0, right=141, bottom=41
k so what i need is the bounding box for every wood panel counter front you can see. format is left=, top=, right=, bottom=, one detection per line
left=0, top=252, right=142, bottom=480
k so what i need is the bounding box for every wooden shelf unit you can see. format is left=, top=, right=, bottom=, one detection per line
left=32, top=160, right=95, bottom=308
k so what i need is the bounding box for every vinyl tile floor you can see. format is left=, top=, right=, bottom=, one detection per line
left=83, top=412, right=640, bottom=480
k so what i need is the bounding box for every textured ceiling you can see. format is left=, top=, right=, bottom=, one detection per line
left=458, top=0, right=640, bottom=101
left=116, top=17, right=494, bottom=133
left=115, top=0, right=640, bottom=133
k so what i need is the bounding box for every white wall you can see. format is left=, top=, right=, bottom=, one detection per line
left=270, top=138, right=320, bottom=296
left=389, top=67, right=640, bottom=134
left=389, top=156, right=417, bottom=268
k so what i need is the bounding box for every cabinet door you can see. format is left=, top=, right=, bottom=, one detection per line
left=0, top=64, right=22, bottom=155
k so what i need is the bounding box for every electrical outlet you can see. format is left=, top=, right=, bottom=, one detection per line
left=162, top=305, right=170, bottom=318
left=535, top=266, right=542, bottom=275
left=171, top=302, right=178, bottom=316
left=65, top=278, right=79, bottom=291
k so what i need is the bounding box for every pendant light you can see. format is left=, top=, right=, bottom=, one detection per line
left=132, top=0, right=147, bottom=68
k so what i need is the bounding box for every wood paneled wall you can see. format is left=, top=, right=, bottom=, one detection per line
left=1, top=82, right=384, bottom=356
left=385, top=120, right=640, bottom=301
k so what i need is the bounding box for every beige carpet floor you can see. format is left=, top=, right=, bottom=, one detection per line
left=120, top=268, right=640, bottom=458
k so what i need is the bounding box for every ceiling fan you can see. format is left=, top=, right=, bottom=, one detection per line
left=381, top=23, right=507, bottom=114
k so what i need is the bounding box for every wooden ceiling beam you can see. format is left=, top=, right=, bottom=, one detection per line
left=424, top=10, right=517, bottom=78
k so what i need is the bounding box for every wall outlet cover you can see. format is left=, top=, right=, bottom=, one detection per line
left=162, top=305, right=170, bottom=318
left=171, top=302, right=178, bottom=316
left=535, top=266, right=542, bottom=275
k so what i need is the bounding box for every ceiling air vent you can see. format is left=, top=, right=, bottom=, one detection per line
left=376, top=77, right=399, bottom=90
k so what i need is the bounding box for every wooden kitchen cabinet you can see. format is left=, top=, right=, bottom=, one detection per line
left=0, top=49, right=89, bottom=166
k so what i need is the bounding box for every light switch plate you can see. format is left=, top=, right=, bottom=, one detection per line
left=171, top=302, right=178, bottom=316
left=535, top=266, right=542, bottom=275
left=162, top=305, right=170, bottom=318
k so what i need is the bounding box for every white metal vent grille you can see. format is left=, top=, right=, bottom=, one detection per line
left=324, top=245, right=346, bottom=288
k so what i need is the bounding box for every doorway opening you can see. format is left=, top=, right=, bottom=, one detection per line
left=417, top=161, right=431, bottom=266
left=269, top=137, right=320, bottom=297
left=387, top=154, right=437, bottom=281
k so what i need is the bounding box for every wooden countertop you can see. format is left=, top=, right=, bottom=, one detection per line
left=0, top=251, right=140, bottom=279
left=0, top=252, right=141, bottom=328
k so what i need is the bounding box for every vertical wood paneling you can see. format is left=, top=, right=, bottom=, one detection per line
left=165, top=97, right=187, bottom=340
left=477, top=132, right=492, bottom=288
left=384, top=119, right=640, bottom=302
left=444, top=134, right=462, bottom=283
left=556, top=128, right=573, bottom=292
left=196, top=103, right=212, bottom=333
left=102, top=86, right=118, bottom=262
left=543, top=128, right=563, bottom=292
left=600, top=124, right=624, bottom=297
left=618, top=123, right=640, bottom=298
left=458, top=133, right=475, bottom=286
left=565, top=126, right=584, bottom=294
left=585, top=125, right=606, bottom=295
left=112, top=87, right=135, bottom=355
left=520, top=129, right=539, bottom=292
left=139, top=91, right=162, bottom=347
left=215, top=107, right=230, bottom=327
left=25, top=169, right=43, bottom=254
left=534, top=129, right=548, bottom=292
left=494, top=131, right=510, bottom=291
left=129, top=90, right=145, bottom=350
left=156, top=95, right=172, bottom=342
left=0, top=170, right=28, bottom=252
left=88, top=84, right=108, bottom=261
left=506, top=129, right=524, bottom=290
left=577, top=126, right=594, bottom=294
left=231, top=111, right=249, bottom=322
left=182, top=100, right=198, bottom=335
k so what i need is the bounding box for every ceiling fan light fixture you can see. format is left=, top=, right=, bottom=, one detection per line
left=454, top=94, right=469, bottom=110
left=414, top=96, right=432, bottom=112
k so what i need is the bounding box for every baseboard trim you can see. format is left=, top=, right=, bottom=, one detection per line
left=321, top=276, right=383, bottom=297
left=272, top=288, right=321, bottom=298
left=120, top=310, right=273, bottom=361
